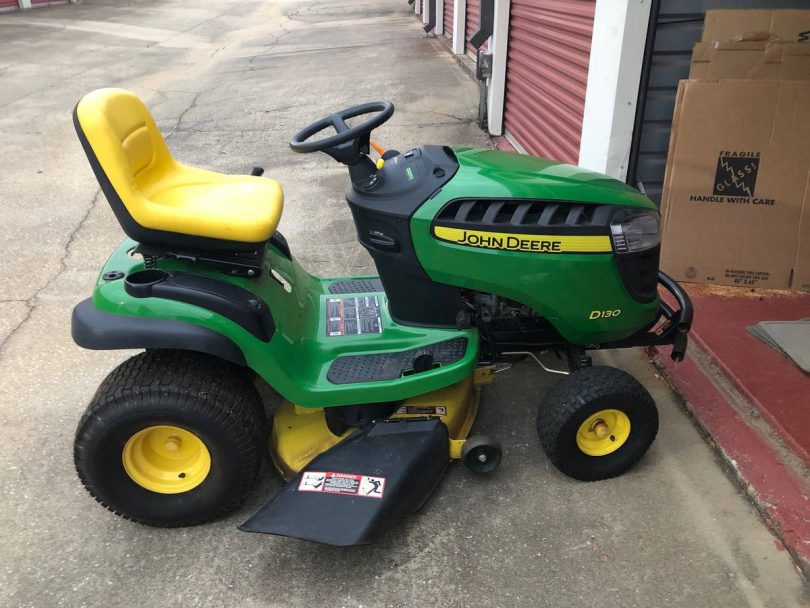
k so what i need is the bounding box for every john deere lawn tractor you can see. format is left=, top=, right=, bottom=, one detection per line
left=70, top=88, right=691, bottom=545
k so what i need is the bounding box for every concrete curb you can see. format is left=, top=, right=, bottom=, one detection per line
left=652, top=344, right=810, bottom=578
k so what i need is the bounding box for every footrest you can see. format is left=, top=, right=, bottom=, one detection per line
left=326, top=337, right=468, bottom=384
left=328, top=279, right=384, bottom=294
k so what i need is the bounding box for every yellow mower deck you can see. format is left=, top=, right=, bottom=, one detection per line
left=270, top=367, right=496, bottom=480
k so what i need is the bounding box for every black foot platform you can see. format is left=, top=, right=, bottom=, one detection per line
left=327, top=337, right=468, bottom=384
left=328, top=279, right=384, bottom=294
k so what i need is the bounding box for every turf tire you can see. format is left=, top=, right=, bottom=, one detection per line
left=74, top=349, right=266, bottom=527
left=537, top=366, right=658, bottom=481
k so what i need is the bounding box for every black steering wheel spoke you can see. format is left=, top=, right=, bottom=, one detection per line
left=330, top=115, right=350, bottom=134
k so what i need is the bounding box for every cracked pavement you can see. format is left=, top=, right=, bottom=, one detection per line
left=0, top=1, right=807, bottom=607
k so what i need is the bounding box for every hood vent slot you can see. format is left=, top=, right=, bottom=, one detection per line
left=439, top=199, right=613, bottom=229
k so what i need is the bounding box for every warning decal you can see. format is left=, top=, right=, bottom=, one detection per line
left=395, top=405, right=447, bottom=416
left=298, top=471, right=386, bottom=499
left=326, top=297, right=382, bottom=337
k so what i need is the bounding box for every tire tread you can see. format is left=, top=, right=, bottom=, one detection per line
left=74, top=350, right=266, bottom=527
left=537, top=366, right=657, bottom=481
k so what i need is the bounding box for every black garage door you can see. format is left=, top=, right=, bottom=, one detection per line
left=627, top=0, right=809, bottom=205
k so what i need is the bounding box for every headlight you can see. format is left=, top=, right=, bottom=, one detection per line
left=610, top=210, right=660, bottom=253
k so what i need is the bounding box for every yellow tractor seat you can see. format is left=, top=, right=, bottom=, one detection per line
left=73, top=88, right=283, bottom=250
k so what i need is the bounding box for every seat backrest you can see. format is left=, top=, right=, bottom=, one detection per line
left=73, top=88, right=174, bottom=236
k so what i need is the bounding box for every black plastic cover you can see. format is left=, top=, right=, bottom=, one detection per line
left=615, top=245, right=660, bottom=304
left=347, top=146, right=462, bottom=326
left=71, top=298, right=246, bottom=365
left=240, top=418, right=450, bottom=546
left=124, top=270, right=275, bottom=341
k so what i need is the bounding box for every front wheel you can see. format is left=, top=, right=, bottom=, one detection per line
left=537, top=366, right=658, bottom=481
left=461, top=434, right=502, bottom=474
left=74, top=350, right=266, bottom=527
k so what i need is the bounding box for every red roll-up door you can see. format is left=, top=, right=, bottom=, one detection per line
left=0, top=0, right=19, bottom=11
left=502, top=0, right=595, bottom=164
left=443, top=0, right=454, bottom=39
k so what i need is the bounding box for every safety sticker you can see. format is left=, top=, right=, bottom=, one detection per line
left=395, top=405, right=447, bottom=416
left=298, top=471, right=386, bottom=499
left=326, top=297, right=382, bottom=337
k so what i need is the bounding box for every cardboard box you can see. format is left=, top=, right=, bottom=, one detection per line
left=690, top=40, right=810, bottom=80
left=702, top=9, right=810, bottom=43
left=660, top=80, right=810, bottom=290
left=793, top=175, right=810, bottom=293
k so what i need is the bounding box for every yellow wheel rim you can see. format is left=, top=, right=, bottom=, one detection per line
left=576, top=409, right=631, bottom=457
left=122, top=425, right=211, bottom=494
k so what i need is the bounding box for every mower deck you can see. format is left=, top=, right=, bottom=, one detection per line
left=270, top=369, right=493, bottom=480
left=246, top=370, right=492, bottom=544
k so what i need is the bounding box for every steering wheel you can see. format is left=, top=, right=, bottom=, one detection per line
left=290, top=101, right=394, bottom=155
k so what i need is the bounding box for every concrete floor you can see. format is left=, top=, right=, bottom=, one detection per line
left=0, top=1, right=807, bottom=606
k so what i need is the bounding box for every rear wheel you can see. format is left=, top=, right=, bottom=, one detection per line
left=537, top=366, right=658, bottom=481
left=74, top=350, right=266, bottom=527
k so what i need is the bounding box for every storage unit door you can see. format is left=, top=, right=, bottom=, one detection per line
left=444, top=0, right=454, bottom=39
left=628, top=0, right=810, bottom=205
left=502, top=0, right=595, bottom=164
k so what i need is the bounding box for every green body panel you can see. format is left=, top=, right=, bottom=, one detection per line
left=89, top=148, right=661, bottom=405
left=411, top=149, right=660, bottom=344
left=93, top=240, right=478, bottom=408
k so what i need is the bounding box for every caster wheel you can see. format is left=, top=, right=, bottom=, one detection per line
left=537, top=365, right=658, bottom=481
left=74, top=350, right=266, bottom=527
left=462, top=434, right=502, bottom=473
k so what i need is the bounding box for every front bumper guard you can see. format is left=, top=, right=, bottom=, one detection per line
left=601, top=271, right=693, bottom=361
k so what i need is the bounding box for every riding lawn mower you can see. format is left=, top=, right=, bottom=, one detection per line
left=70, top=88, right=692, bottom=545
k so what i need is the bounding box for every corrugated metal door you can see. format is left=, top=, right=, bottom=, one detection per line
left=628, top=0, right=810, bottom=205
left=502, top=0, right=595, bottom=164
left=444, top=0, right=454, bottom=39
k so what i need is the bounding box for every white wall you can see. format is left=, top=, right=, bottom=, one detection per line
left=452, top=0, right=467, bottom=55
left=486, top=0, right=511, bottom=136
left=578, top=0, right=651, bottom=180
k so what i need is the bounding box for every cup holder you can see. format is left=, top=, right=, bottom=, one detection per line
left=125, top=269, right=169, bottom=298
